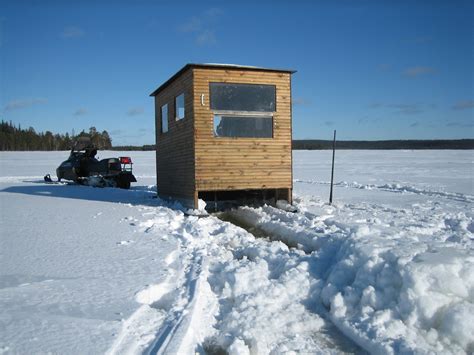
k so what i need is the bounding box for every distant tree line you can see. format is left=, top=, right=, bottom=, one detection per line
left=110, top=144, right=156, bottom=151
left=0, top=121, right=112, bottom=151
left=292, top=139, right=474, bottom=150
left=1, top=121, right=473, bottom=151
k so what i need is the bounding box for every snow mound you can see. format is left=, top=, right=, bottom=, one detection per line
left=226, top=202, right=474, bottom=354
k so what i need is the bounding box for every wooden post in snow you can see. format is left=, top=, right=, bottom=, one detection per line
left=329, top=130, right=336, bottom=205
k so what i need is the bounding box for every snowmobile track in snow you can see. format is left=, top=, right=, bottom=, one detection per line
left=107, top=241, right=209, bottom=355
left=145, top=250, right=206, bottom=355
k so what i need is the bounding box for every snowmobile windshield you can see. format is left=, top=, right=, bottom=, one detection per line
left=73, top=137, right=94, bottom=151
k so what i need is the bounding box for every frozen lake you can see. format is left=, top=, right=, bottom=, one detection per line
left=0, top=150, right=473, bottom=354
left=1, top=149, right=472, bottom=199
left=294, top=149, right=473, bottom=208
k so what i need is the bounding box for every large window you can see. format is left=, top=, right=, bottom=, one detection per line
left=214, top=115, right=273, bottom=138
left=161, top=104, right=168, bottom=133
left=210, top=82, right=276, bottom=138
left=175, top=93, right=185, bottom=120
left=210, top=83, right=276, bottom=112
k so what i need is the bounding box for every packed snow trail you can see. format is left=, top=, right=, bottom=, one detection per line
left=105, top=202, right=367, bottom=354
left=106, top=207, right=218, bottom=355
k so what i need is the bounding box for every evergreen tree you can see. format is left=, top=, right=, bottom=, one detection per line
left=0, top=121, right=117, bottom=151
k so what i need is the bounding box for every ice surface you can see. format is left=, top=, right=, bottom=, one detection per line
left=0, top=150, right=472, bottom=354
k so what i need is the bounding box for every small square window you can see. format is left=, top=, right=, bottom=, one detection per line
left=161, top=104, right=168, bottom=133
left=175, top=93, right=185, bottom=120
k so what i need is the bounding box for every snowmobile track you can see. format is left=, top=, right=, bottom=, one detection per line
left=145, top=251, right=205, bottom=355
left=107, top=242, right=209, bottom=355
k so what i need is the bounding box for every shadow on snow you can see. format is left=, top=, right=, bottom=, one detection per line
left=1, top=181, right=163, bottom=207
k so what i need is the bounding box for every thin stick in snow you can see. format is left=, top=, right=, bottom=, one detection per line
left=329, top=130, right=336, bottom=204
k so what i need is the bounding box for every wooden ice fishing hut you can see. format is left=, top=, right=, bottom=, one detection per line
left=150, top=63, right=296, bottom=209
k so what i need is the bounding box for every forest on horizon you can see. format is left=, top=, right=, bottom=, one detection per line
left=0, top=121, right=472, bottom=151
left=0, top=121, right=112, bottom=151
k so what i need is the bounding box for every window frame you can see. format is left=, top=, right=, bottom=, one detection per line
left=175, top=93, right=185, bottom=121
left=209, top=82, right=277, bottom=113
left=209, top=82, right=276, bottom=139
left=213, top=114, right=274, bottom=138
left=160, top=103, right=168, bottom=134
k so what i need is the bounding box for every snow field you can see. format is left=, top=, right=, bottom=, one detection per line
left=0, top=184, right=182, bottom=353
left=1, top=150, right=473, bottom=354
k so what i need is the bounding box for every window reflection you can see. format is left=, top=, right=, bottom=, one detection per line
left=175, top=94, right=185, bottom=120
left=214, top=115, right=273, bottom=138
left=161, top=104, right=168, bottom=133
left=210, top=83, right=276, bottom=112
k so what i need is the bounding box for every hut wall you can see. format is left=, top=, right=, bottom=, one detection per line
left=192, top=68, right=293, bottom=195
left=154, top=69, right=195, bottom=203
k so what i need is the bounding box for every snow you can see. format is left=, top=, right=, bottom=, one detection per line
left=202, top=63, right=275, bottom=70
left=0, top=150, right=473, bottom=354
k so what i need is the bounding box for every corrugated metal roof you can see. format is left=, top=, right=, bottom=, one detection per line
left=149, top=63, right=296, bottom=97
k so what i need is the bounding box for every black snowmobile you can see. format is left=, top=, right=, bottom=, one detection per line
left=49, top=137, right=137, bottom=189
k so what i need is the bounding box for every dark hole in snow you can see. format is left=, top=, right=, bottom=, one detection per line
left=201, top=341, right=227, bottom=355
left=214, top=211, right=270, bottom=240
left=214, top=211, right=306, bottom=254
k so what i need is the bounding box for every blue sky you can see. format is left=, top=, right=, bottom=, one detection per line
left=1, top=0, right=473, bottom=145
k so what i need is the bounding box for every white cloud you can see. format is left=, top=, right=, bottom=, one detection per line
left=377, top=63, right=392, bottom=72
left=446, top=121, right=474, bottom=128
left=369, top=102, right=434, bottom=115
left=203, top=7, right=223, bottom=17
left=178, top=8, right=222, bottom=46
left=452, top=100, right=474, bottom=110
left=74, top=108, right=88, bottom=116
left=293, top=97, right=311, bottom=106
left=368, top=103, right=383, bottom=109
left=388, top=103, right=424, bottom=115
left=178, top=16, right=202, bottom=33
left=196, top=30, right=217, bottom=46
left=127, top=107, right=144, bottom=116
left=402, top=66, right=436, bottom=77
left=61, top=26, right=85, bottom=39
left=4, top=98, right=47, bottom=111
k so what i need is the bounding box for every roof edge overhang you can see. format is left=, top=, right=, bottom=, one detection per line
left=149, top=63, right=297, bottom=97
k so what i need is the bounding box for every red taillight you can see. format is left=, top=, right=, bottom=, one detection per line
left=120, top=157, right=132, bottom=164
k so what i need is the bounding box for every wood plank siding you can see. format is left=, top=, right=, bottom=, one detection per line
left=154, top=68, right=195, bottom=203
left=153, top=64, right=294, bottom=208
left=193, top=68, right=293, bottom=195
